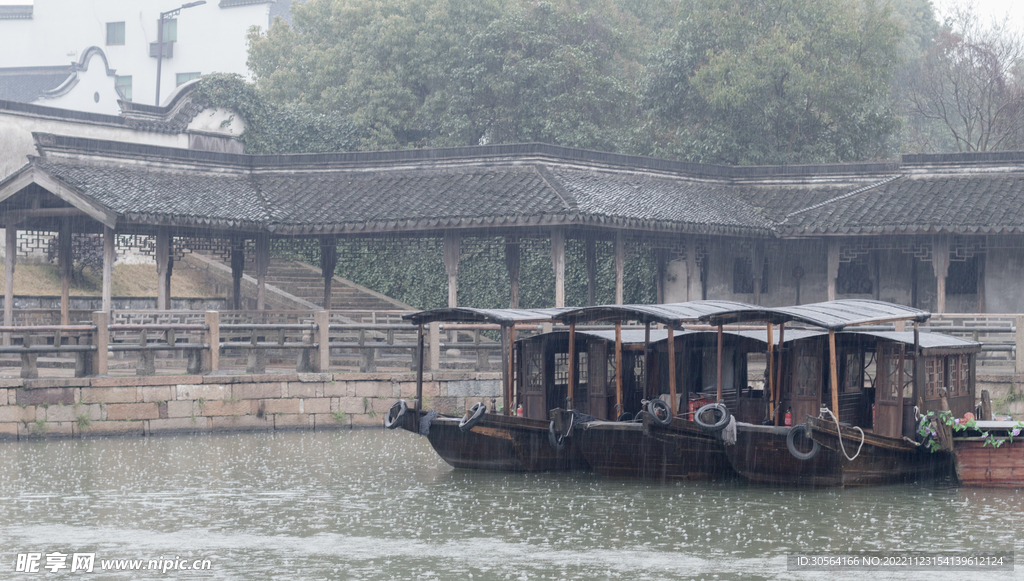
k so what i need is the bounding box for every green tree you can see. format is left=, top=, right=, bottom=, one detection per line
left=643, top=0, right=903, bottom=165
left=247, top=0, right=642, bottom=152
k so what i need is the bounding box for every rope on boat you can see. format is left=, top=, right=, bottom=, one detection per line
left=821, top=407, right=865, bottom=461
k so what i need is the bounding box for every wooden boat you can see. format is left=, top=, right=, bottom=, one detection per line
left=552, top=301, right=759, bottom=480
left=385, top=307, right=588, bottom=472
left=703, top=300, right=980, bottom=487
left=953, top=421, right=1024, bottom=487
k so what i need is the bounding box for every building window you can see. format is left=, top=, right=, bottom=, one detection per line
left=106, top=22, right=125, bottom=45
left=115, top=76, right=132, bottom=101
left=161, top=18, right=177, bottom=42
left=732, top=257, right=768, bottom=294
left=176, top=72, right=201, bottom=86
left=947, top=257, right=978, bottom=295
left=836, top=260, right=873, bottom=294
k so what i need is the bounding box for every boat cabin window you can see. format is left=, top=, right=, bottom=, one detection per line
left=841, top=352, right=863, bottom=393
left=793, top=354, right=820, bottom=398
left=945, top=354, right=970, bottom=398
left=877, top=344, right=904, bottom=403
left=925, top=357, right=943, bottom=400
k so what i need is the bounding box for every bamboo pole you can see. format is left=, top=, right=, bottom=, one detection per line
left=829, top=329, right=839, bottom=415
left=615, top=321, right=623, bottom=417
left=716, top=324, right=724, bottom=403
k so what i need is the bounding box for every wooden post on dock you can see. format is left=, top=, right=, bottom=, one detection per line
left=203, top=310, right=219, bottom=373
left=615, top=322, right=623, bottom=417
left=102, top=227, right=115, bottom=313
left=716, top=324, right=724, bottom=403
left=315, top=310, right=330, bottom=372
left=416, top=324, right=425, bottom=414
left=774, top=323, right=785, bottom=426
left=91, top=311, right=109, bottom=376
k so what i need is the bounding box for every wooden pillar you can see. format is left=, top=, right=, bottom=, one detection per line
left=767, top=322, right=774, bottom=415
left=444, top=230, right=460, bottom=308
left=230, top=241, right=244, bottom=310
left=255, top=233, right=270, bottom=310
left=156, top=228, right=170, bottom=311
left=567, top=323, right=576, bottom=410
left=667, top=326, right=677, bottom=416
left=828, top=329, right=839, bottom=413
left=614, top=321, right=623, bottom=416
left=933, top=236, right=950, bottom=314
left=4, top=226, right=15, bottom=345
left=614, top=230, right=624, bottom=305
left=716, top=324, right=723, bottom=403
left=507, top=325, right=516, bottom=414
left=751, top=243, right=764, bottom=305
left=1016, top=315, right=1024, bottom=375
left=428, top=323, right=440, bottom=371
left=91, top=311, right=109, bottom=376
left=586, top=235, right=597, bottom=306
left=551, top=228, right=565, bottom=308
left=773, top=323, right=785, bottom=425
left=686, top=236, right=699, bottom=301
left=102, top=226, right=114, bottom=314
left=655, top=248, right=667, bottom=304
left=977, top=250, right=986, bottom=313
left=827, top=239, right=839, bottom=301
left=203, top=310, right=219, bottom=373
left=314, top=310, right=330, bottom=372
left=505, top=237, right=520, bottom=309
left=320, top=239, right=338, bottom=311
left=416, top=324, right=425, bottom=414
left=58, top=220, right=71, bottom=325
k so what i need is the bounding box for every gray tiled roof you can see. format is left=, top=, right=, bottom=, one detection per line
left=32, top=158, right=268, bottom=228
left=0, top=68, right=73, bottom=103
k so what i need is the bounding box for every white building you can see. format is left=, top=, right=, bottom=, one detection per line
left=0, top=0, right=296, bottom=113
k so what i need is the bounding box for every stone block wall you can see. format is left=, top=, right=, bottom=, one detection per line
left=0, top=371, right=503, bottom=440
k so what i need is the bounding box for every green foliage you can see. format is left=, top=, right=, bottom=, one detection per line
left=247, top=0, right=643, bottom=151
left=918, top=410, right=1024, bottom=452
left=197, top=73, right=359, bottom=154
left=643, top=0, right=903, bottom=165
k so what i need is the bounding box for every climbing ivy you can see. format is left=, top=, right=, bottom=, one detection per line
left=197, top=73, right=360, bottom=154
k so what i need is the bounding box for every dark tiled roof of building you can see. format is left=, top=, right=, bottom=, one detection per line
left=31, top=158, right=267, bottom=228
left=776, top=173, right=1024, bottom=235
left=0, top=67, right=73, bottom=103
left=268, top=0, right=303, bottom=25
left=10, top=134, right=1024, bottom=238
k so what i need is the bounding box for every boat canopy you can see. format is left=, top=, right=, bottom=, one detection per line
left=841, top=330, right=981, bottom=354
left=700, top=299, right=930, bottom=330
left=403, top=307, right=570, bottom=326
left=555, top=300, right=759, bottom=328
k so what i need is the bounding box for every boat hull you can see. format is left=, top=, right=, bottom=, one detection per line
left=954, top=436, right=1024, bottom=487
left=807, top=416, right=949, bottom=486
left=725, top=423, right=842, bottom=486
left=574, top=416, right=733, bottom=480
left=397, top=408, right=588, bottom=472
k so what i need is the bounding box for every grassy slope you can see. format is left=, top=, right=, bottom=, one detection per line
left=0, top=262, right=219, bottom=297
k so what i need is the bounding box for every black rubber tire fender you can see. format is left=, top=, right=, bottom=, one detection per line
left=383, top=399, right=407, bottom=429
left=458, top=402, right=487, bottom=433
left=694, top=403, right=731, bottom=433
left=548, top=420, right=566, bottom=451
left=786, top=422, right=821, bottom=461
left=647, top=399, right=673, bottom=427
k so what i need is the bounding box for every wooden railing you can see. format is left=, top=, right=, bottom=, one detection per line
left=0, top=311, right=1020, bottom=379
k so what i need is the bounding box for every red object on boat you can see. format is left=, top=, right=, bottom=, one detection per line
left=784, top=409, right=792, bottom=426
left=516, top=405, right=524, bottom=417
left=688, top=395, right=715, bottom=415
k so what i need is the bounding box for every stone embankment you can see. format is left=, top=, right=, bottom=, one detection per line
left=0, top=372, right=501, bottom=439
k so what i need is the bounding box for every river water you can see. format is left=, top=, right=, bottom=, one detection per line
left=0, top=429, right=1019, bottom=580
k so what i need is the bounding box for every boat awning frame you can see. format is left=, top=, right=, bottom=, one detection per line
left=700, top=299, right=931, bottom=330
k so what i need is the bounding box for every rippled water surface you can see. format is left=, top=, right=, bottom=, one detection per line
left=1, top=430, right=1020, bottom=580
